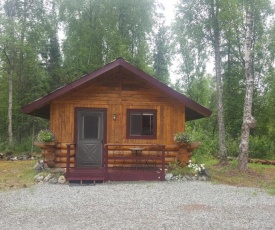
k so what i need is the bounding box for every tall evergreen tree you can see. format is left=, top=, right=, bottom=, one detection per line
left=0, top=0, right=58, bottom=148
left=59, top=0, right=156, bottom=80
left=44, top=1, right=62, bottom=91
left=153, top=19, right=171, bottom=84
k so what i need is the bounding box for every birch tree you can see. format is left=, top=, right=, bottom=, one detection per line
left=210, top=0, right=227, bottom=164
left=174, top=0, right=228, bottom=164
left=238, top=4, right=254, bottom=171
left=238, top=0, right=274, bottom=171
left=1, top=0, right=17, bottom=148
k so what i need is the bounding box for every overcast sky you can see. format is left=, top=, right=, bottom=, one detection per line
left=158, top=0, right=177, bottom=25
left=158, top=0, right=215, bottom=83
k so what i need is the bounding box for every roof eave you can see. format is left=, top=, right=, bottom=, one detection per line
left=21, top=58, right=212, bottom=120
left=118, top=59, right=212, bottom=119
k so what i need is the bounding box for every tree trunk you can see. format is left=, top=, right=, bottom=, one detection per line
left=4, top=0, right=16, bottom=149
left=8, top=67, right=13, bottom=148
left=211, top=0, right=227, bottom=164
left=238, top=4, right=254, bottom=171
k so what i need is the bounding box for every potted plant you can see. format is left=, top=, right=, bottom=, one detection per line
left=37, top=129, right=56, bottom=144
left=35, top=129, right=57, bottom=168
left=173, top=131, right=194, bottom=144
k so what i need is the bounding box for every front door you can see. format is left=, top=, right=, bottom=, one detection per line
left=76, top=109, right=105, bottom=167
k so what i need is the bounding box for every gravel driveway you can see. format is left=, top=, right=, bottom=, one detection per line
left=0, top=181, right=275, bottom=230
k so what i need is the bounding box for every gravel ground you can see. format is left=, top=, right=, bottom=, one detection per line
left=0, top=181, right=275, bottom=230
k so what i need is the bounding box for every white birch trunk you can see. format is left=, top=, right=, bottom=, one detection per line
left=211, top=0, right=227, bottom=164
left=4, top=1, right=16, bottom=148
left=238, top=5, right=255, bottom=171
left=8, top=68, right=13, bottom=147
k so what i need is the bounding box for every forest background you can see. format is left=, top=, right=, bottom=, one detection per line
left=0, top=0, right=275, bottom=163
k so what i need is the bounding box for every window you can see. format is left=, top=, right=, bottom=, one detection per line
left=127, top=109, right=157, bottom=139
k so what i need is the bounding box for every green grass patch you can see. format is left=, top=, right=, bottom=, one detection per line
left=168, top=155, right=275, bottom=195
left=208, top=160, right=275, bottom=194
left=168, top=161, right=194, bottom=176
left=0, top=160, right=37, bottom=191
left=1, top=156, right=275, bottom=196
left=267, top=180, right=275, bottom=195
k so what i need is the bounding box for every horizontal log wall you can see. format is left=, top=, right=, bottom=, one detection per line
left=50, top=71, right=187, bottom=167
left=41, top=142, right=193, bottom=168
left=51, top=142, right=178, bottom=167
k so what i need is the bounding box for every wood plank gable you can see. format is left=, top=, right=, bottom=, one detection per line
left=21, top=58, right=211, bottom=121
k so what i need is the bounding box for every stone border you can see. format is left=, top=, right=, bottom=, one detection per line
left=165, top=173, right=211, bottom=182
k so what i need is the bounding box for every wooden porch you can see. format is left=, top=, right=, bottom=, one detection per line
left=65, top=143, right=166, bottom=183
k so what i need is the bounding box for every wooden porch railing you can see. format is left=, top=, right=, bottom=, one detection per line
left=104, top=143, right=166, bottom=181
left=65, top=143, right=166, bottom=181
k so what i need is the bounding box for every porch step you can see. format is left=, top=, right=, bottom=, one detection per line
left=66, top=167, right=105, bottom=182
left=66, top=167, right=165, bottom=182
left=107, top=168, right=163, bottom=181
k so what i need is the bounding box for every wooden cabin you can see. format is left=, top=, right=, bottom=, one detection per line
left=22, top=58, right=211, bottom=182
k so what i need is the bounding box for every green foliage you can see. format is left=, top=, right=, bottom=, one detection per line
left=167, top=161, right=193, bottom=176
left=60, top=0, right=155, bottom=79
left=0, top=0, right=274, bottom=164
left=12, top=137, right=40, bottom=155
left=153, top=21, right=171, bottom=84
left=0, top=136, right=40, bottom=154
left=267, top=180, right=275, bottom=195
left=173, top=131, right=194, bottom=143
left=37, top=130, right=56, bottom=143
left=249, top=136, right=275, bottom=160
left=191, top=152, right=217, bottom=167
left=225, top=137, right=239, bottom=157
left=185, top=124, right=219, bottom=157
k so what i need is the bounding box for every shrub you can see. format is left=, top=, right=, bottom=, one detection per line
left=249, top=136, right=275, bottom=159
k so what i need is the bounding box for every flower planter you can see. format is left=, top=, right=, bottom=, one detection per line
left=176, top=142, right=190, bottom=148
left=34, top=141, right=57, bottom=168
left=177, top=153, right=189, bottom=166
left=176, top=141, right=200, bottom=166
left=187, top=142, right=201, bottom=151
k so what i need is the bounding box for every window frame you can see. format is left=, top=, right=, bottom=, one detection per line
left=126, top=109, right=157, bottom=139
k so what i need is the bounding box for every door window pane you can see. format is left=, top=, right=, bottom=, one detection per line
left=83, top=115, right=99, bottom=139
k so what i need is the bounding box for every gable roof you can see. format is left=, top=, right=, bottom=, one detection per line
left=21, top=58, right=211, bottom=121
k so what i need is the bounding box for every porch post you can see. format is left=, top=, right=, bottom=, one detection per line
left=161, top=145, right=165, bottom=181
left=66, top=144, right=71, bottom=178
left=104, top=144, right=108, bottom=181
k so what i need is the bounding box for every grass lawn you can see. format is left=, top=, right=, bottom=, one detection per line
left=209, top=160, right=275, bottom=195
left=0, top=158, right=275, bottom=195
left=0, top=160, right=37, bottom=191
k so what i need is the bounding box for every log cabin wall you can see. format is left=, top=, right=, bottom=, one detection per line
left=50, top=70, right=186, bottom=167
